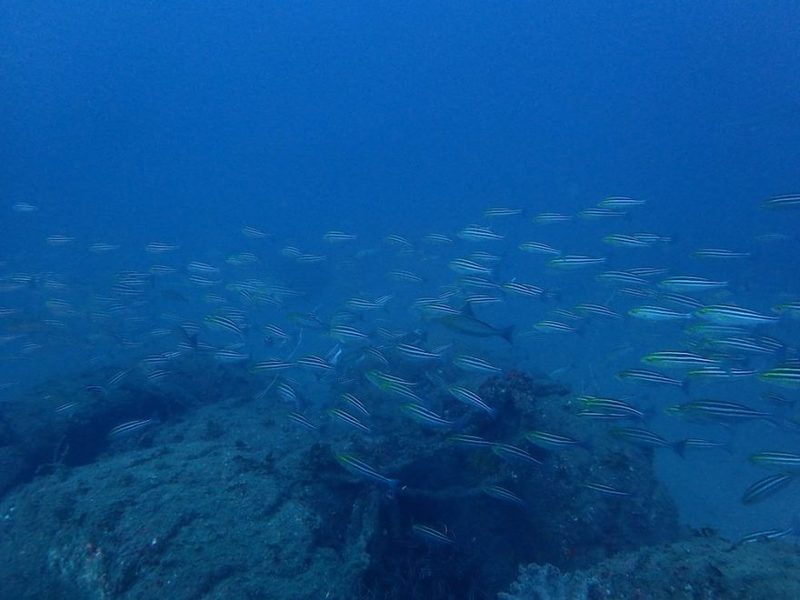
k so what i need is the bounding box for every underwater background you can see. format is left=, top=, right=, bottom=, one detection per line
left=2, top=2, right=800, bottom=598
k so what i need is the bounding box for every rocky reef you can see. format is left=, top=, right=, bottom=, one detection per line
left=0, top=363, right=689, bottom=598
left=500, top=533, right=800, bottom=600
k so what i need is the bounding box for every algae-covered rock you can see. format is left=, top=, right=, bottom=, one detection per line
left=0, top=366, right=683, bottom=599
left=0, top=396, right=378, bottom=600
left=501, top=534, right=800, bottom=600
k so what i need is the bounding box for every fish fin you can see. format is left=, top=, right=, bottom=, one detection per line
left=673, top=439, right=687, bottom=458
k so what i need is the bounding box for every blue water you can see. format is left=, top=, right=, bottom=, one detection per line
left=2, top=1, right=800, bottom=593
left=5, top=3, right=799, bottom=243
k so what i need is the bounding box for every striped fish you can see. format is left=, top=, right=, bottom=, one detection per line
left=666, top=400, right=770, bottom=422
left=658, top=276, right=728, bottom=293
left=641, top=351, right=718, bottom=369
left=400, top=403, right=456, bottom=428
left=602, top=234, right=652, bottom=248
left=597, top=271, right=649, bottom=286
left=336, top=454, right=398, bottom=488
left=686, top=367, right=757, bottom=380
left=387, top=270, right=423, bottom=283
left=204, top=315, right=245, bottom=337
left=341, top=393, right=370, bottom=417
left=328, top=324, right=369, bottom=344
left=759, top=366, right=800, bottom=389
left=323, top=230, right=357, bottom=242
left=108, top=418, right=153, bottom=438
left=423, top=233, right=454, bottom=244
left=695, top=305, right=779, bottom=327
left=742, top=473, right=794, bottom=505
left=484, top=207, right=524, bottom=218
left=534, top=212, right=572, bottom=224
left=482, top=485, right=525, bottom=505
left=491, top=443, right=542, bottom=466
left=395, top=344, right=442, bottom=361
left=574, top=304, right=621, bottom=319
left=287, top=412, right=317, bottom=431
left=519, top=241, right=561, bottom=255
left=628, top=306, right=692, bottom=321
left=763, top=193, right=800, bottom=209
left=411, top=524, right=454, bottom=544
left=525, top=430, right=585, bottom=450
left=617, top=369, right=686, bottom=389
left=548, top=255, right=607, bottom=270
left=447, top=385, right=496, bottom=417
left=750, top=451, right=800, bottom=471
left=295, top=355, right=334, bottom=371
left=447, top=434, right=492, bottom=447
left=501, top=282, right=544, bottom=298
left=328, top=408, right=370, bottom=433
left=531, top=320, right=576, bottom=334
left=693, top=248, right=750, bottom=259
left=598, top=196, right=646, bottom=208
left=241, top=225, right=268, bottom=238
left=251, top=359, right=294, bottom=372
left=458, top=224, right=504, bottom=242
left=578, top=207, right=626, bottom=220
left=737, top=527, right=796, bottom=546
left=448, top=258, right=493, bottom=276
left=611, top=427, right=685, bottom=456
left=583, top=482, right=631, bottom=497
left=577, top=396, right=644, bottom=420
left=452, top=354, right=502, bottom=374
